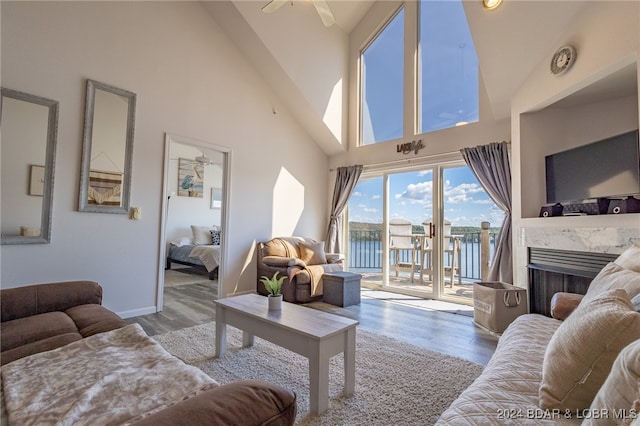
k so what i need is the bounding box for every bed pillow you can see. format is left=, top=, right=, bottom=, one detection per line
left=210, top=229, right=221, bottom=245
left=191, top=225, right=212, bottom=245
left=583, top=262, right=640, bottom=304
left=171, top=236, right=193, bottom=247
left=584, top=339, right=640, bottom=426
left=539, top=289, right=640, bottom=411
left=299, top=241, right=327, bottom=266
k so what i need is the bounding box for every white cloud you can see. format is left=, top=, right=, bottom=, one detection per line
left=444, top=182, right=485, bottom=204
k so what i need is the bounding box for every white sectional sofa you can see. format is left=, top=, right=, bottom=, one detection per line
left=437, top=244, right=640, bottom=425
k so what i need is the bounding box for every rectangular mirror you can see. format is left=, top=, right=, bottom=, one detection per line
left=1, top=88, right=58, bottom=245
left=79, top=79, right=136, bottom=214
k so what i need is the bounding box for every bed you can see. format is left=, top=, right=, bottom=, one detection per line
left=166, top=243, right=220, bottom=280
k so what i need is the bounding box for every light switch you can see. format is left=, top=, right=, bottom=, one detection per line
left=131, top=207, right=141, bottom=220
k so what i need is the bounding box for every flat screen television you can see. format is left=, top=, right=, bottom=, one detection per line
left=545, top=129, right=640, bottom=204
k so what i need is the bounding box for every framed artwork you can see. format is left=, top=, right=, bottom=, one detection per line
left=29, top=165, right=45, bottom=196
left=178, top=158, right=204, bottom=198
left=211, top=187, right=222, bottom=209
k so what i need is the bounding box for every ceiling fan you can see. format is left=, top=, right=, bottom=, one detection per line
left=262, top=0, right=336, bottom=28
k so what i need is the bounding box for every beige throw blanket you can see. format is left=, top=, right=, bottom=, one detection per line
left=1, top=324, right=217, bottom=426
left=189, top=244, right=220, bottom=272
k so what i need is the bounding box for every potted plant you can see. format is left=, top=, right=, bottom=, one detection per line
left=260, top=271, right=285, bottom=311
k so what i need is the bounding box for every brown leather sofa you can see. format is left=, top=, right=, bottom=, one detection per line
left=0, top=280, right=128, bottom=365
left=0, top=281, right=297, bottom=426
left=257, top=237, right=344, bottom=303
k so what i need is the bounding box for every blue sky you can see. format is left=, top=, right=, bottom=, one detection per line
left=351, top=1, right=500, bottom=229
left=349, top=168, right=505, bottom=228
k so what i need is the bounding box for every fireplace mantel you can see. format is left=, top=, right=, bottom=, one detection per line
left=513, top=222, right=639, bottom=296
left=520, top=226, right=639, bottom=254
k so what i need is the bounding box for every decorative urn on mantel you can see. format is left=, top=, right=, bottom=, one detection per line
left=260, top=272, right=285, bottom=311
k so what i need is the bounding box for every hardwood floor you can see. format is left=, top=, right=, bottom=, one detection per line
left=127, top=274, right=498, bottom=365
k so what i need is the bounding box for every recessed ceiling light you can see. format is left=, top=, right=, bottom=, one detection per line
left=483, top=0, right=502, bottom=10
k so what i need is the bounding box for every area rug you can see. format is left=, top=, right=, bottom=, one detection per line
left=154, top=322, right=484, bottom=425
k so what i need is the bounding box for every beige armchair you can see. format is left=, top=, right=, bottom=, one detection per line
left=256, top=237, right=343, bottom=303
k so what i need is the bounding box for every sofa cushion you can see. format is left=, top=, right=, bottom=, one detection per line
left=615, top=243, right=640, bottom=272
left=65, top=304, right=128, bottom=337
left=539, top=289, right=640, bottom=411
left=299, top=240, right=327, bottom=265
left=436, top=314, right=569, bottom=425
left=129, top=380, right=297, bottom=426
left=0, top=281, right=102, bottom=322
left=1, top=311, right=78, bottom=351
left=583, top=262, right=640, bottom=303
left=1, top=332, right=82, bottom=366
left=584, top=339, right=640, bottom=426
left=262, top=237, right=303, bottom=258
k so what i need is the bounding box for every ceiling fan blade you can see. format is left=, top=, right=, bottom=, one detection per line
left=313, top=0, right=335, bottom=27
left=261, top=0, right=289, bottom=14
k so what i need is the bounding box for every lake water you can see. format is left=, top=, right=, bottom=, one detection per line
left=348, top=238, right=496, bottom=280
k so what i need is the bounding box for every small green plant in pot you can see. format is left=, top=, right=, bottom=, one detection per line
left=261, top=272, right=285, bottom=311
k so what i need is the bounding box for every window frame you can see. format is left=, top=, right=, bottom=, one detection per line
left=355, top=1, right=478, bottom=147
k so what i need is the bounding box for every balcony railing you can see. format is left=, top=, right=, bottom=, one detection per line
left=348, top=229, right=498, bottom=281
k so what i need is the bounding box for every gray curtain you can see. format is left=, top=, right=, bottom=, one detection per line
left=325, top=165, right=363, bottom=254
left=460, top=142, right=513, bottom=283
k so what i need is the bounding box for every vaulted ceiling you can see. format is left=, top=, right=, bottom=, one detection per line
left=204, top=1, right=592, bottom=155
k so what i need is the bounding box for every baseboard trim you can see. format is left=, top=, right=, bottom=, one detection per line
left=116, top=306, right=157, bottom=319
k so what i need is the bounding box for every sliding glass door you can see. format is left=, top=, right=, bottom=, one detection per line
left=347, top=162, right=502, bottom=304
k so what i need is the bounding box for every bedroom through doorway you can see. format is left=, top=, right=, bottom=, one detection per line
left=157, top=133, right=230, bottom=314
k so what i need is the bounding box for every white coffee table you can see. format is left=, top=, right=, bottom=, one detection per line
left=214, top=293, right=359, bottom=414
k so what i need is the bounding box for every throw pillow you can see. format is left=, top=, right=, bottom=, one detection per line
left=191, top=225, right=212, bottom=245
left=583, top=262, right=640, bottom=304
left=299, top=241, right=327, bottom=266
left=539, top=289, right=640, bottom=411
left=210, top=229, right=221, bottom=245
left=615, top=244, right=640, bottom=273
left=584, top=339, right=640, bottom=426
left=633, top=293, right=640, bottom=312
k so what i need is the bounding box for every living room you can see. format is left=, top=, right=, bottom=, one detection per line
left=2, top=0, right=638, bottom=316
left=1, top=0, right=640, bottom=424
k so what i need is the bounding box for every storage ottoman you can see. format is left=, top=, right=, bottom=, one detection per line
left=473, top=281, right=527, bottom=334
left=323, top=272, right=361, bottom=307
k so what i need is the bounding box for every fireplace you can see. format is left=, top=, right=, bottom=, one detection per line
left=527, top=248, right=618, bottom=316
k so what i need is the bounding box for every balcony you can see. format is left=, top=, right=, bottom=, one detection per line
left=347, top=228, right=498, bottom=301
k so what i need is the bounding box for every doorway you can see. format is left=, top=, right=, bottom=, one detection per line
left=156, top=133, right=231, bottom=312
left=347, top=162, right=502, bottom=305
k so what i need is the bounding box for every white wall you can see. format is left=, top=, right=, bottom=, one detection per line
left=511, top=1, right=640, bottom=287
left=0, top=1, right=329, bottom=316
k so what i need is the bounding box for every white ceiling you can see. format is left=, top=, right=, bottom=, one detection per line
left=207, top=1, right=627, bottom=153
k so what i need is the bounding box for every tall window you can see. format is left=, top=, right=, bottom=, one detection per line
left=360, top=8, right=404, bottom=145
left=418, top=1, right=478, bottom=132
left=359, top=1, right=478, bottom=145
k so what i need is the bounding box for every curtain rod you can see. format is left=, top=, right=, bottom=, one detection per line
left=329, top=149, right=461, bottom=172
left=329, top=141, right=510, bottom=172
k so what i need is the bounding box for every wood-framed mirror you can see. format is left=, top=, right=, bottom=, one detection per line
left=1, top=88, right=59, bottom=245
left=78, top=79, right=136, bottom=214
